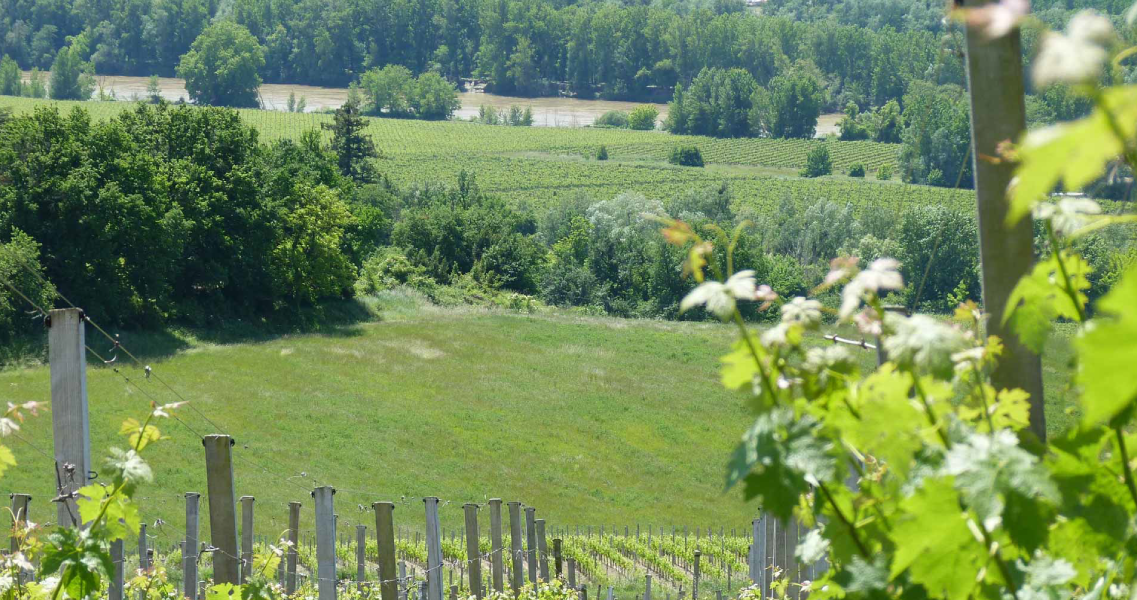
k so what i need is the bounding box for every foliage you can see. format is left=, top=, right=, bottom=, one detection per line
left=0, top=56, right=21, bottom=96
left=358, top=66, right=460, bottom=120
left=594, top=111, right=629, bottom=128
left=800, top=145, right=832, bottom=178
left=898, top=82, right=972, bottom=188
left=669, top=145, right=704, bottom=167
left=596, top=145, right=608, bottom=161
left=666, top=68, right=757, bottom=138
left=0, top=231, right=55, bottom=341
left=764, top=65, right=825, bottom=139
left=877, top=163, right=894, bottom=180
left=628, top=105, right=659, bottom=131
left=176, top=21, right=265, bottom=108
left=848, top=163, right=866, bottom=178
left=323, top=95, right=380, bottom=182
left=48, top=39, right=95, bottom=100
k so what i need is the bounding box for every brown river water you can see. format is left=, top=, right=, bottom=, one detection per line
left=37, top=73, right=840, bottom=134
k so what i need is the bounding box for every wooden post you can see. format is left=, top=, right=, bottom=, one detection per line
left=203, top=435, right=240, bottom=585
left=357, top=525, right=368, bottom=589
left=313, top=486, right=337, bottom=600
left=287, top=501, right=301, bottom=595
left=961, top=0, right=1046, bottom=440
left=239, top=496, right=254, bottom=584
left=553, top=539, right=562, bottom=578
left=464, top=504, right=483, bottom=598
left=763, top=518, right=776, bottom=600
left=644, top=575, right=651, bottom=600
left=488, top=499, right=504, bottom=593
left=139, top=523, right=149, bottom=570
left=693, top=550, right=701, bottom=600
left=536, top=519, right=549, bottom=583
left=507, top=502, right=523, bottom=595
left=425, top=497, right=443, bottom=600
left=375, top=502, right=398, bottom=600
left=9, top=493, right=29, bottom=553
left=110, top=539, right=125, bottom=600
left=184, top=493, right=201, bottom=600
left=451, top=586, right=458, bottom=600
left=567, top=559, right=575, bottom=589
left=48, top=308, right=89, bottom=528
left=524, top=508, right=537, bottom=584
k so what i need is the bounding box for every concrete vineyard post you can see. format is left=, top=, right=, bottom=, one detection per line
left=313, top=486, right=337, bottom=600
left=240, top=496, right=254, bottom=584
left=110, top=539, right=124, bottom=600
left=425, top=497, right=443, bottom=600
left=184, top=493, right=200, bottom=600
left=524, top=507, right=537, bottom=584
left=287, top=501, right=301, bottom=594
left=962, top=0, right=1046, bottom=440
left=567, top=558, right=576, bottom=589
left=507, top=502, right=523, bottom=595
left=644, top=574, right=651, bottom=600
left=489, top=499, right=504, bottom=593
left=48, top=308, right=90, bottom=528
left=464, top=503, right=483, bottom=599
left=9, top=493, right=29, bottom=554
left=553, top=538, right=562, bottom=578
left=375, top=503, right=398, bottom=600
left=203, top=435, right=240, bottom=585
left=536, top=519, right=549, bottom=583
left=138, top=522, right=149, bottom=569
left=693, top=550, right=701, bottom=600
left=763, top=518, right=776, bottom=600
left=357, top=525, right=367, bottom=590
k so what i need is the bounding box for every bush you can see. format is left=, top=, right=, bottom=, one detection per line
left=668, top=146, right=704, bottom=167
left=877, top=164, right=894, bottom=180
left=354, top=248, right=436, bottom=296
left=594, top=111, right=629, bottom=128
left=848, top=163, right=866, bottom=178
left=0, top=231, right=55, bottom=341
left=799, top=145, right=831, bottom=178
left=596, top=145, right=609, bottom=161
left=628, top=105, right=660, bottom=130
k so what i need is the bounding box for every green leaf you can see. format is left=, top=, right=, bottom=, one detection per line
left=1004, top=253, right=1091, bottom=353
left=835, top=365, right=923, bottom=477
left=76, top=484, right=110, bottom=525
left=720, top=342, right=758, bottom=391
left=889, top=477, right=985, bottom=600
left=727, top=408, right=837, bottom=521
left=943, top=429, right=1058, bottom=529
left=0, top=443, right=17, bottom=477
left=991, top=389, right=1032, bottom=432
left=207, top=583, right=240, bottom=600
left=1077, top=263, right=1137, bottom=425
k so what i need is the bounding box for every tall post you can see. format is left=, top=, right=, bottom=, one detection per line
left=9, top=493, right=30, bottom=553
left=313, top=486, right=337, bottom=600
left=567, top=559, right=576, bottom=590
left=357, top=525, right=367, bottom=590
left=374, top=502, right=398, bottom=600
left=536, top=520, right=549, bottom=583
left=287, top=501, right=301, bottom=595
left=507, top=502, right=523, bottom=595
left=48, top=308, right=89, bottom=528
left=749, top=517, right=761, bottom=585
left=184, top=493, right=201, bottom=600
left=240, top=496, right=255, bottom=584
left=488, top=499, right=504, bottom=593
left=138, top=523, right=149, bottom=570
left=962, top=0, right=1045, bottom=440
left=553, top=539, right=562, bottom=578
left=693, top=550, right=701, bottom=600
left=110, top=539, right=125, bottom=600
left=425, top=497, right=444, bottom=600
left=644, top=575, right=651, bottom=600
left=524, top=508, right=537, bottom=584
left=463, top=504, right=483, bottom=599
left=203, top=435, right=240, bottom=585
left=762, top=518, right=776, bottom=600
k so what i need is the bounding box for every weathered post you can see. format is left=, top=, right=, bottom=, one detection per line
left=357, top=525, right=368, bottom=590
left=109, top=539, right=125, bottom=600
left=204, top=435, right=240, bottom=585
left=287, top=501, right=301, bottom=594
left=536, top=519, right=549, bottom=583
left=139, top=523, right=149, bottom=570
left=553, top=539, right=562, bottom=578
left=464, top=504, right=483, bottom=598
left=762, top=518, right=776, bottom=600
left=425, top=497, right=444, bottom=600
left=962, top=0, right=1046, bottom=440
left=524, top=508, right=537, bottom=584
left=313, top=486, right=337, bottom=600
left=644, top=575, right=651, bottom=600
left=239, top=496, right=254, bottom=584
left=489, top=499, right=504, bottom=593
left=185, top=493, right=201, bottom=600
left=693, top=550, right=701, bottom=600
left=507, top=502, right=524, bottom=595
left=48, top=308, right=89, bottom=528
left=567, top=558, right=576, bottom=589
left=9, top=493, right=29, bottom=553
left=375, top=503, right=399, bottom=600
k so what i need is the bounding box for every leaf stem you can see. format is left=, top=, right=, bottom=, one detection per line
left=816, top=482, right=870, bottom=559
left=731, top=310, right=778, bottom=403
left=1045, top=222, right=1086, bottom=324
left=1114, top=427, right=1137, bottom=511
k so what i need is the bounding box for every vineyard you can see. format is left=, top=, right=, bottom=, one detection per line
left=0, top=96, right=973, bottom=216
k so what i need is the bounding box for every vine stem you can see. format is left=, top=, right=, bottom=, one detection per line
left=731, top=310, right=778, bottom=403
left=817, top=482, right=871, bottom=559
left=1115, top=428, right=1137, bottom=511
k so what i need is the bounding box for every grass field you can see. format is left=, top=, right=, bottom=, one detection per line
left=0, top=292, right=1077, bottom=546
left=0, top=96, right=977, bottom=214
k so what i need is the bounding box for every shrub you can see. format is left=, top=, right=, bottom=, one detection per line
left=799, top=145, right=831, bottom=178
left=668, top=145, right=704, bottom=167
left=354, top=248, right=436, bottom=296
left=0, top=231, right=55, bottom=341
left=877, top=164, right=894, bottom=180
left=628, top=105, right=660, bottom=130
left=594, top=110, right=629, bottom=128
left=848, top=163, right=866, bottom=178
left=596, top=145, right=609, bottom=161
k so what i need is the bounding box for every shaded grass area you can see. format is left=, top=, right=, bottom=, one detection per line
left=0, top=292, right=1075, bottom=548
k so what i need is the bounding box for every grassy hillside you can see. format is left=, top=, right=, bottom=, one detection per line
left=0, top=292, right=1077, bottom=547
left=0, top=96, right=976, bottom=214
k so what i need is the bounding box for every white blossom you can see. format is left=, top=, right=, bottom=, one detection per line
left=0, top=418, right=19, bottom=436
left=1032, top=198, right=1102, bottom=237
left=780, top=297, right=822, bottom=328
left=680, top=270, right=757, bottom=319
left=963, top=0, right=1030, bottom=40
left=839, top=258, right=904, bottom=320
left=1033, top=11, right=1114, bottom=88
left=883, top=314, right=968, bottom=378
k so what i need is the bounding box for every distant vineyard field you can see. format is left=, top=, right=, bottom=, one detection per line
left=0, top=97, right=971, bottom=214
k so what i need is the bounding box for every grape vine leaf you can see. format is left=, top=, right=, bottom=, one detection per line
left=38, top=527, right=112, bottom=600
left=1077, top=263, right=1137, bottom=426
left=720, top=342, right=759, bottom=391
left=835, top=365, right=923, bottom=477
left=890, top=477, right=985, bottom=600
left=1004, top=253, right=1091, bottom=353
left=727, top=408, right=837, bottom=521
left=942, top=430, right=1058, bottom=531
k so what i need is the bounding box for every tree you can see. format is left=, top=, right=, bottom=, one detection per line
left=411, top=72, right=461, bottom=120
left=665, top=68, right=758, bottom=138
left=270, top=182, right=356, bottom=305
left=0, top=56, right=21, bottom=96
left=176, top=21, right=264, bottom=107
left=323, top=96, right=380, bottom=183
left=49, top=40, right=96, bottom=100
left=800, top=145, right=831, bottom=177
left=628, top=105, right=659, bottom=130
left=838, top=101, right=871, bottom=141
left=359, top=65, right=416, bottom=117
left=898, top=81, right=972, bottom=188
left=873, top=99, right=903, bottom=143
left=669, top=146, right=704, bottom=167
left=146, top=75, right=162, bottom=103
left=768, top=66, right=824, bottom=139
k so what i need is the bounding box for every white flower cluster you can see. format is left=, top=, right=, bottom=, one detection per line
left=1033, top=11, right=1115, bottom=88
left=1032, top=197, right=1102, bottom=237
left=680, top=270, right=760, bottom=319
left=839, top=258, right=904, bottom=320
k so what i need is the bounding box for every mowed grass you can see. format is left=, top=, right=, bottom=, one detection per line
left=0, top=293, right=1077, bottom=546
